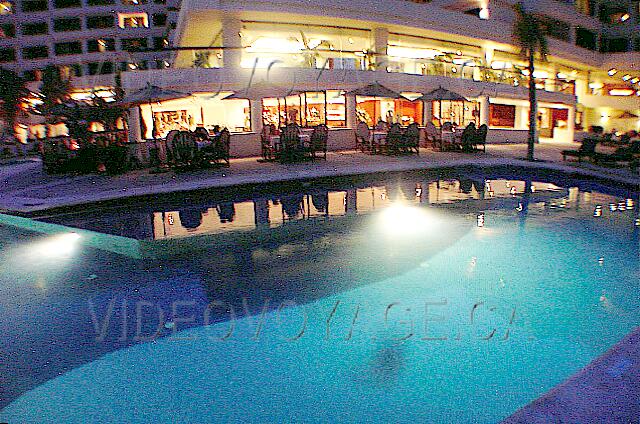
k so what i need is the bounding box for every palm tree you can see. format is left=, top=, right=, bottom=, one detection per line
left=0, top=67, right=29, bottom=141
left=38, top=65, right=72, bottom=136
left=513, top=2, right=549, bottom=161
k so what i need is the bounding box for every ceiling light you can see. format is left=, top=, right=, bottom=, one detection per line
left=620, top=13, right=630, bottom=22
left=609, top=89, right=634, bottom=96
left=631, top=78, right=640, bottom=84
left=608, top=68, right=618, bottom=76
left=623, top=74, right=632, bottom=81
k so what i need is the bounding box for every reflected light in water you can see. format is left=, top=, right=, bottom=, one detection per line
left=375, top=203, right=440, bottom=237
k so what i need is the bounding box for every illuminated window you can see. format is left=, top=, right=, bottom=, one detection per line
left=118, top=12, right=148, bottom=29
left=121, top=37, right=148, bottom=51
left=88, top=38, right=115, bottom=52
left=489, top=104, right=516, bottom=128
left=0, top=1, right=12, bottom=14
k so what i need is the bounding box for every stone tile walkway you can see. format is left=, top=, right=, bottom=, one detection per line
left=0, top=143, right=638, bottom=213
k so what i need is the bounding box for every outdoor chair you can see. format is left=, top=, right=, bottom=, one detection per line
left=260, top=124, right=277, bottom=161
left=278, top=123, right=304, bottom=163
left=201, top=128, right=231, bottom=166
left=355, top=121, right=372, bottom=153
left=474, top=124, right=488, bottom=152
left=308, top=124, right=329, bottom=160
left=381, top=124, right=404, bottom=155
left=161, top=130, right=180, bottom=167
left=460, top=123, right=477, bottom=152
left=561, top=138, right=597, bottom=162
left=401, top=123, right=420, bottom=155
left=440, top=122, right=460, bottom=151
left=167, top=131, right=198, bottom=168
left=424, top=122, right=442, bottom=151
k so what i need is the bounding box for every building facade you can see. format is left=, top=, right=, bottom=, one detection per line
left=0, top=0, right=179, bottom=94
left=3, top=0, right=640, bottom=152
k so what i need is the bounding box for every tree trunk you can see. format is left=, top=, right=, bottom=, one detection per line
left=527, top=50, right=537, bottom=161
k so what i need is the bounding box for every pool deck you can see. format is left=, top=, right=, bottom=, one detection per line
left=1, top=142, right=638, bottom=214
left=504, top=327, right=640, bottom=423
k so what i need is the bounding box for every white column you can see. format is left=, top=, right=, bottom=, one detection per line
left=567, top=105, right=576, bottom=143
left=346, top=94, right=357, bottom=128
left=373, top=27, right=389, bottom=75
left=423, top=101, right=432, bottom=126
left=251, top=100, right=262, bottom=134
left=479, top=95, right=490, bottom=126
left=222, top=13, right=243, bottom=69
left=128, top=107, right=142, bottom=142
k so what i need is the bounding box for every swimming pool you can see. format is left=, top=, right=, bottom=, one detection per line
left=1, top=168, right=638, bottom=423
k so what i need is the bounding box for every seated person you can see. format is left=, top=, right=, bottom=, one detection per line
left=375, top=119, right=389, bottom=131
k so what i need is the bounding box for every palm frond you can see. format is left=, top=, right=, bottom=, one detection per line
left=513, top=2, right=549, bottom=61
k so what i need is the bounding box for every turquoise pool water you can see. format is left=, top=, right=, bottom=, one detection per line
left=1, top=170, right=638, bottom=423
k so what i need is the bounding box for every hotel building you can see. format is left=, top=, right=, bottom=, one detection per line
left=0, top=0, right=178, bottom=100
left=4, top=0, right=640, bottom=152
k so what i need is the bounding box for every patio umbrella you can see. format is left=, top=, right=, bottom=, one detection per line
left=416, top=87, right=468, bottom=128
left=117, top=83, right=192, bottom=138
left=347, top=82, right=407, bottom=126
left=118, top=82, right=192, bottom=107
left=223, top=82, right=299, bottom=100
left=616, top=111, right=640, bottom=119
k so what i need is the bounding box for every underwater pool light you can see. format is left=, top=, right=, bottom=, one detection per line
left=35, top=232, right=81, bottom=258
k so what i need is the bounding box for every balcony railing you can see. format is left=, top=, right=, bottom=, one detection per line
left=166, top=47, right=577, bottom=96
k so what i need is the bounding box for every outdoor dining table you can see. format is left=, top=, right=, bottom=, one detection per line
left=442, top=131, right=461, bottom=146
left=267, top=133, right=311, bottom=147
left=371, top=131, right=388, bottom=153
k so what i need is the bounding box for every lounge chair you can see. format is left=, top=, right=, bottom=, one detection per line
left=594, top=140, right=640, bottom=166
left=561, top=138, right=597, bottom=162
